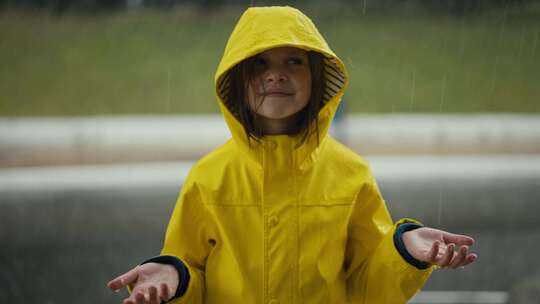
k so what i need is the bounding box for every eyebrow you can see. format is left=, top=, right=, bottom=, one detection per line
left=276, top=52, right=308, bottom=59
left=257, top=49, right=308, bottom=60
left=284, top=49, right=307, bottom=56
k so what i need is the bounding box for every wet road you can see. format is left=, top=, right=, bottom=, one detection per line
left=1, top=155, right=539, bottom=303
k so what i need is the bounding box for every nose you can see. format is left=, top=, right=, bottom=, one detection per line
left=263, top=66, right=288, bottom=83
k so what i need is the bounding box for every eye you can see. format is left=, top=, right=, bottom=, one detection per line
left=254, top=57, right=267, bottom=65
left=288, top=57, right=304, bottom=65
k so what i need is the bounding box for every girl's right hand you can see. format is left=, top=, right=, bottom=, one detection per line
left=107, top=262, right=179, bottom=304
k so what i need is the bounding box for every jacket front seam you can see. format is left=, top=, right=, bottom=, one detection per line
left=294, top=152, right=300, bottom=304
left=263, top=146, right=268, bottom=304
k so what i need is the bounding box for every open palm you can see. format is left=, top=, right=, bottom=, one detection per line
left=107, top=262, right=178, bottom=304
left=402, top=227, right=477, bottom=269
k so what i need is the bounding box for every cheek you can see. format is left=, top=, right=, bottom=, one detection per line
left=246, top=83, right=259, bottom=110
left=297, top=72, right=312, bottom=104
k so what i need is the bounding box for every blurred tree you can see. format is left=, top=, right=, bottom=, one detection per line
left=0, top=0, right=127, bottom=13
left=1, top=0, right=539, bottom=15
left=53, top=0, right=71, bottom=15
left=198, top=0, right=224, bottom=12
left=416, top=0, right=540, bottom=16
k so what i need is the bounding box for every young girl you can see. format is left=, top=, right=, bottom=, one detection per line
left=108, top=6, right=477, bottom=304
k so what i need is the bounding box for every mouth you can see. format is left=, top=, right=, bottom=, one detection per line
left=262, top=91, right=293, bottom=98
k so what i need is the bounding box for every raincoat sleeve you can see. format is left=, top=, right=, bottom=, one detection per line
left=159, top=175, right=214, bottom=304
left=345, top=179, right=433, bottom=303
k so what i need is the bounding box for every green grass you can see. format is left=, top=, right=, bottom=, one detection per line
left=1, top=3, right=539, bottom=115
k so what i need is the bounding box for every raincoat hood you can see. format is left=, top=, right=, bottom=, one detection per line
left=214, top=6, right=349, bottom=166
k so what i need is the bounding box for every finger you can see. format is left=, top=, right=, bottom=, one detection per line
left=135, top=292, right=146, bottom=304
left=108, top=267, right=140, bottom=291
left=462, top=253, right=478, bottom=266
left=160, top=283, right=170, bottom=301
left=438, top=243, right=455, bottom=267
left=113, top=267, right=140, bottom=289
left=442, top=233, right=475, bottom=246
left=450, top=245, right=468, bottom=269
left=149, top=285, right=159, bottom=304
left=124, top=292, right=140, bottom=304
left=124, top=288, right=142, bottom=304
left=144, top=292, right=152, bottom=304
left=428, top=240, right=440, bottom=263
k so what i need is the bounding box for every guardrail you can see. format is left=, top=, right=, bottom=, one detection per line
left=411, top=291, right=508, bottom=304
left=1, top=114, right=539, bottom=167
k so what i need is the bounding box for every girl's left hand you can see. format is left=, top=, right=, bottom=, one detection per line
left=402, top=227, right=478, bottom=269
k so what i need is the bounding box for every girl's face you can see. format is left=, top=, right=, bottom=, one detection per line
left=246, top=47, right=312, bottom=123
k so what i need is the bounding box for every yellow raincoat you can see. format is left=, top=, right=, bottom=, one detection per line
left=161, top=6, right=433, bottom=304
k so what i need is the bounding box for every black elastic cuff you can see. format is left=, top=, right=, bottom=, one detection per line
left=141, top=255, right=191, bottom=301
left=393, top=223, right=431, bottom=270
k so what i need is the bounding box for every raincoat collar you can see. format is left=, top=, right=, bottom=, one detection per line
left=214, top=6, right=349, bottom=168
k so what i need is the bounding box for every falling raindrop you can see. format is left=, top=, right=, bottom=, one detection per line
left=409, top=68, right=416, bottom=111
left=494, top=6, right=508, bottom=70
left=498, top=3, right=509, bottom=46
left=437, top=189, right=443, bottom=225
left=489, top=55, right=499, bottom=97
left=167, top=67, right=171, bottom=112
left=532, top=24, right=539, bottom=60
left=362, top=0, right=367, bottom=16
left=439, top=73, right=447, bottom=112
left=346, top=56, right=355, bottom=70
left=458, top=17, right=466, bottom=57
left=517, top=25, right=527, bottom=63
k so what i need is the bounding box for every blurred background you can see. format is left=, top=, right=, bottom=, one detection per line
left=1, top=0, right=539, bottom=303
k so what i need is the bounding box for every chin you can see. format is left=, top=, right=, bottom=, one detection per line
left=259, top=109, right=298, bottom=120
left=251, top=96, right=307, bottom=119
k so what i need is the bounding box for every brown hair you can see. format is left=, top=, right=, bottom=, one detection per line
left=226, top=50, right=326, bottom=147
